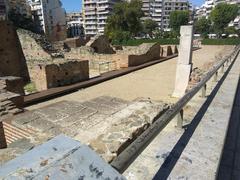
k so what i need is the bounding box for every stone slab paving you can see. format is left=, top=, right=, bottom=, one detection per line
left=123, top=53, right=240, bottom=179
left=1, top=96, right=169, bottom=166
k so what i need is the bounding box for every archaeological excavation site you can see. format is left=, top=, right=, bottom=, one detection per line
left=0, top=11, right=240, bottom=180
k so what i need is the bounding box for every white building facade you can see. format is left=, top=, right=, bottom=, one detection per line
left=0, top=0, right=8, bottom=19
left=143, top=0, right=190, bottom=30
left=195, top=0, right=240, bottom=31
left=195, top=0, right=239, bottom=19
left=28, top=0, right=67, bottom=41
left=66, top=12, right=84, bottom=38
left=82, top=0, right=120, bottom=36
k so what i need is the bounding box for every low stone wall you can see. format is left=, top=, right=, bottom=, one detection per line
left=160, top=45, right=177, bottom=57
left=115, top=43, right=160, bottom=68
left=0, top=76, right=25, bottom=96
left=64, top=43, right=178, bottom=73
left=64, top=37, right=90, bottom=48
left=31, top=60, right=89, bottom=91
left=86, top=35, right=115, bottom=54
left=0, top=79, right=23, bottom=119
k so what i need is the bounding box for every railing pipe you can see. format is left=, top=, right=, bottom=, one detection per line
left=110, top=46, right=240, bottom=173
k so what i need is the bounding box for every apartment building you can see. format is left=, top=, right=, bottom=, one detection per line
left=145, top=0, right=190, bottom=30
left=149, top=0, right=163, bottom=28
left=28, top=0, right=67, bottom=41
left=142, top=0, right=151, bottom=19
left=195, top=0, right=240, bottom=19
left=82, top=0, right=120, bottom=36
left=66, top=12, right=84, bottom=38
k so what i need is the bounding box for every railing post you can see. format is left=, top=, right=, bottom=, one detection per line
left=213, top=72, right=218, bottom=82
left=201, top=84, right=207, bottom=98
left=175, top=109, right=184, bottom=129
left=225, top=60, right=229, bottom=66
left=220, top=64, right=224, bottom=73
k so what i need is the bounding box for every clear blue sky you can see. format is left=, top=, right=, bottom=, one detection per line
left=61, top=0, right=204, bottom=12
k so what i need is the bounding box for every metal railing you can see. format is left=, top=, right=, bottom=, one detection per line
left=110, top=45, right=240, bottom=173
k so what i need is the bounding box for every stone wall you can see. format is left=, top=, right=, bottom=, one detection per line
left=65, top=43, right=162, bottom=69
left=0, top=76, right=25, bottom=95
left=160, top=45, right=176, bottom=57
left=0, top=21, right=30, bottom=83
left=0, top=122, right=7, bottom=149
left=0, top=79, right=23, bottom=119
left=17, top=29, right=53, bottom=66
left=64, top=37, right=90, bottom=48
left=110, top=43, right=161, bottom=68
left=86, top=35, right=115, bottom=54
left=31, top=60, right=89, bottom=91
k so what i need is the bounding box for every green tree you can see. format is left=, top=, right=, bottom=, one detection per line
left=169, top=10, right=189, bottom=32
left=143, top=19, right=158, bottom=38
left=194, top=17, right=211, bottom=38
left=210, top=3, right=239, bottom=36
left=225, top=26, right=237, bottom=35
left=105, top=0, right=143, bottom=43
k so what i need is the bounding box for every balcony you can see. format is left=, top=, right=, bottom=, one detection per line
left=97, top=16, right=108, bottom=20
left=84, top=0, right=97, bottom=4
left=97, top=0, right=109, bottom=4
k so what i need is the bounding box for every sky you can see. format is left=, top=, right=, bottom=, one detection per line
left=61, top=0, right=204, bottom=13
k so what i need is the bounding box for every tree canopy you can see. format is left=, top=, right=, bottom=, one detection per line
left=194, top=17, right=211, bottom=37
left=169, top=10, right=189, bottom=32
left=210, top=3, right=239, bottom=36
left=143, top=19, right=159, bottom=38
left=104, top=0, right=144, bottom=43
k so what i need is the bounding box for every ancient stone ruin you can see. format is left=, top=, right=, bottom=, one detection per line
left=63, top=37, right=90, bottom=49
left=31, top=60, right=89, bottom=91
left=0, top=96, right=169, bottom=164
left=118, top=43, right=161, bottom=67
left=0, top=79, right=23, bottom=120
left=0, top=21, right=30, bottom=83
left=86, top=35, right=116, bottom=54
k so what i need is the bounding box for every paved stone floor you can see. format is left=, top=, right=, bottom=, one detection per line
left=217, top=77, right=240, bottom=180
left=1, top=96, right=169, bottom=164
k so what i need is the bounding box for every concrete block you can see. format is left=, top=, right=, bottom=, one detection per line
left=0, top=134, right=126, bottom=180
left=178, top=25, right=193, bottom=65
left=172, top=25, right=193, bottom=98
left=172, top=64, right=192, bottom=97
